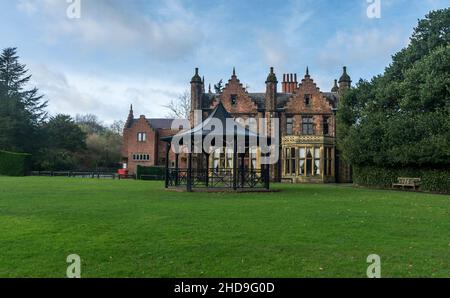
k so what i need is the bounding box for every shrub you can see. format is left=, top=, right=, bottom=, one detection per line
left=353, top=166, right=450, bottom=194
left=0, top=150, right=32, bottom=176
left=136, top=165, right=165, bottom=180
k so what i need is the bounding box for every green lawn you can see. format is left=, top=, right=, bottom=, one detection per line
left=0, top=177, right=448, bottom=278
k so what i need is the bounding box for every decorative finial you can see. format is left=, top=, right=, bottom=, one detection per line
left=266, top=67, right=277, bottom=83
left=331, top=79, right=339, bottom=92
left=306, top=66, right=309, bottom=76
left=191, top=67, right=202, bottom=83
left=232, top=67, right=236, bottom=76
left=339, top=66, right=351, bottom=84
left=208, top=84, right=211, bottom=93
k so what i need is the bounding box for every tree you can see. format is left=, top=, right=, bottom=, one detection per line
left=75, top=114, right=105, bottom=134
left=36, top=115, right=87, bottom=170
left=74, top=116, right=123, bottom=170
left=164, top=90, right=191, bottom=119
left=83, top=129, right=122, bottom=170
left=0, top=47, right=47, bottom=153
left=0, top=48, right=47, bottom=124
left=110, top=120, right=125, bottom=135
left=45, top=115, right=86, bottom=152
left=337, top=8, right=450, bottom=169
left=214, top=79, right=224, bottom=94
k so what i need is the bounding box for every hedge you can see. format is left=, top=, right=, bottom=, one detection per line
left=136, top=165, right=165, bottom=180
left=353, top=166, right=450, bottom=194
left=0, top=150, right=32, bottom=176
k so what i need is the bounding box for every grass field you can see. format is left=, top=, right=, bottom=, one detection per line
left=0, top=177, right=448, bottom=278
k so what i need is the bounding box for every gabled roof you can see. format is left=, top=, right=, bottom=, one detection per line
left=147, top=119, right=177, bottom=130
left=161, top=101, right=264, bottom=144
left=129, top=118, right=183, bottom=130
left=322, top=92, right=339, bottom=108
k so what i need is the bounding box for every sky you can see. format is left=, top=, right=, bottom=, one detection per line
left=0, top=0, right=448, bottom=124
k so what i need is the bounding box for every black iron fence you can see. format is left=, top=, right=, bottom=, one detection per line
left=166, top=168, right=269, bottom=190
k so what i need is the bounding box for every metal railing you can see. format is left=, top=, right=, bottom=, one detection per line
left=166, top=168, right=268, bottom=189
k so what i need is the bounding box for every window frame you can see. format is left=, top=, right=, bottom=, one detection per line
left=302, top=116, right=314, bottom=135
left=230, top=94, right=237, bottom=107
left=304, top=94, right=311, bottom=106
left=322, top=116, right=330, bottom=135
left=137, top=132, right=147, bottom=142
left=286, top=117, right=294, bottom=135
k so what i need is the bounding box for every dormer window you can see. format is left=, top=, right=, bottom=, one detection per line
left=137, top=132, right=146, bottom=142
left=304, top=94, right=311, bottom=106
left=231, top=94, right=237, bottom=106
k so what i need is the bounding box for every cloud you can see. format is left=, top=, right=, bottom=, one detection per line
left=17, top=0, right=202, bottom=61
left=28, top=63, right=186, bottom=123
left=256, top=0, right=314, bottom=69
left=17, top=0, right=38, bottom=15
left=317, top=28, right=407, bottom=68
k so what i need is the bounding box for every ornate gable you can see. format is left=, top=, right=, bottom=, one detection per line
left=284, top=72, right=333, bottom=114
left=215, top=69, right=259, bottom=115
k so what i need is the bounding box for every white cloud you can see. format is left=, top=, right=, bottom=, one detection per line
left=257, top=0, right=314, bottom=69
left=317, top=28, right=408, bottom=68
left=17, top=0, right=202, bottom=61
left=17, top=0, right=38, bottom=15
left=28, top=63, right=186, bottom=124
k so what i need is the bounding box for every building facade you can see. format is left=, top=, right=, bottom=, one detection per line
left=122, top=66, right=352, bottom=183
left=121, top=108, right=186, bottom=174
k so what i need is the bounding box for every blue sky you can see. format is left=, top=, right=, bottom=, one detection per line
left=1, top=0, right=448, bottom=123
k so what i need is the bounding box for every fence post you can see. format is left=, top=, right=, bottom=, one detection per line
left=165, top=143, right=170, bottom=188
left=265, top=160, right=270, bottom=190
left=187, top=134, right=193, bottom=192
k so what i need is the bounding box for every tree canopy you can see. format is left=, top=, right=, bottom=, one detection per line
left=0, top=47, right=123, bottom=171
left=337, top=8, right=450, bottom=168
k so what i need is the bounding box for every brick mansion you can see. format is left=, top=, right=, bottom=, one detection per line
left=121, top=66, right=353, bottom=183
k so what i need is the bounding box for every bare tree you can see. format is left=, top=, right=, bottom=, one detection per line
left=164, top=90, right=191, bottom=119
left=214, top=79, right=223, bottom=94
left=75, top=114, right=105, bottom=134
left=110, top=120, right=125, bottom=135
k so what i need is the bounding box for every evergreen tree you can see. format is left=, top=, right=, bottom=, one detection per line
left=337, top=8, right=450, bottom=169
left=37, top=115, right=87, bottom=170
left=0, top=47, right=48, bottom=153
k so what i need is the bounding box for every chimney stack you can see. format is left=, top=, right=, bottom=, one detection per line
left=282, top=73, right=298, bottom=93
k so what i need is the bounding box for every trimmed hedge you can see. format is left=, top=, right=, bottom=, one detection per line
left=136, top=165, right=165, bottom=180
left=353, top=166, right=450, bottom=194
left=0, top=150, right=32, bottom=176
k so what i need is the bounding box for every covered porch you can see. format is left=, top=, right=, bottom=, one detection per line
left=161, top=102, right=272, bottom=192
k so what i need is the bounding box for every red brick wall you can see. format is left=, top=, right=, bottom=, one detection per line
left=122, top=119, right=187, bottom=174
left=214, top=75, right=259, bottom=115
left=283, top=76, right=335, bottom=137
left=123, top=117, right=157, bottom=174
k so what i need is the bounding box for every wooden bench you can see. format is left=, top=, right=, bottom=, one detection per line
left=393, top=177, right=421, bottom=190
